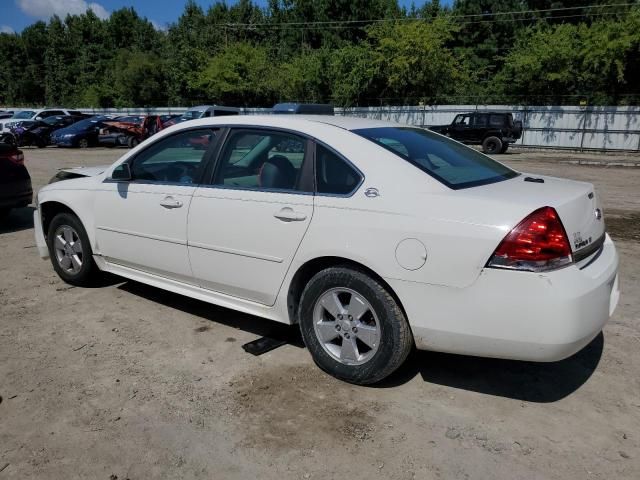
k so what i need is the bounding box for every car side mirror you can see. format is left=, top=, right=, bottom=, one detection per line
left=111, top=163, right=131, bottom=181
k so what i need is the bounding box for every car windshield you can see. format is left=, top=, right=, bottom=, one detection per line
left=181, top=110, right=204, bottom=120
left=354, top=127, right=519, bottom=189
left=68, top=116, right=106, bottom=131
left=12, top=111, right=36, bottom=119
left=43, top=116, right=64, bottom=125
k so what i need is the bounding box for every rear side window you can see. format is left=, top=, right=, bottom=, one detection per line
left=213, top=129, right=308, bottom=192
left=315, top=144, right=362, bottom=195
left=474, top=115, right=488, bottom=127
left=354, top=127, right=518, bottom=190
left=489, top=114, right=505, bottom=127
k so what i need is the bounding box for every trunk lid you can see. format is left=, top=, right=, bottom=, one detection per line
left=464, top=173, right=605, bottom=256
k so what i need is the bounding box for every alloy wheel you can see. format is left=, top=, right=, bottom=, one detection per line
left=53, top=225, right=83, bottom=274
left=312, top=288, right=381, bottom=365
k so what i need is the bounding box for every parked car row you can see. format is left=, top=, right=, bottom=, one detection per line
left=10, top=114, right=90, bottom=148
left=0, top=111, right=182, bottom=149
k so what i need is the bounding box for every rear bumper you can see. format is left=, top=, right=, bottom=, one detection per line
left=0, top=180, right=32, bottom=208
left=388, top=234, right=619, bottom=361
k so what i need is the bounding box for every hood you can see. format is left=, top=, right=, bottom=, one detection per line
left=48, top=164, right=109, bottom=184
left=59, top=165, right=108, bottom=177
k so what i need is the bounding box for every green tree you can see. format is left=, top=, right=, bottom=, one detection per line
left=191, top=42, right=278, bottom=106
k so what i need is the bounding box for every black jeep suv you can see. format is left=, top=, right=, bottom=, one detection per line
left=429, top=112, right=522, bottom=154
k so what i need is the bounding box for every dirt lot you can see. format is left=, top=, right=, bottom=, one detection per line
left=1, top=147, right=639, bottom=479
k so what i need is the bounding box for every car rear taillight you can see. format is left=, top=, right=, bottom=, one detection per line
left=487, top=206, right=573, bottom=272
left=8, top=151, right=25, bottom=166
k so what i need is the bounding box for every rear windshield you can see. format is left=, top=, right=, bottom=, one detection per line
left=354, top=127, right=519, bottom=189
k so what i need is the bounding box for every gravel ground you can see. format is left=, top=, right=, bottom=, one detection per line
left=1, top=146, right=639, bottom=479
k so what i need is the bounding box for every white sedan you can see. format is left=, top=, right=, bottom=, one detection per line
left=34, top=115, right=620, bottom=384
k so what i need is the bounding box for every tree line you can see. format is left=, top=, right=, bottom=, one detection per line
left=0, top=0, right=639, bottom=108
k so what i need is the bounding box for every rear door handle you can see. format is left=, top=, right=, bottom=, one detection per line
left=274, top=207, right=307, bottom=222
left=160, top=196, right=183, bottom=209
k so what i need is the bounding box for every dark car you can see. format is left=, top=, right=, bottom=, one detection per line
left=272, top=103, right=335, bottom=115
left=51, top=115, right=109, bottom=148
left=0, top=134, right=32, bottom=220
left=11, top=115, right=84, bottom=148
left=429, top=112, right=523, bottom=154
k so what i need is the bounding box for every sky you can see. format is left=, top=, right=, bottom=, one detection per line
left=0, top=0, right=451, bottom=34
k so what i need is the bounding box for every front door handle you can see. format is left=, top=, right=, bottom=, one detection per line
left=274, top=207, right=307, bottom=222
left=160, top=196, right=183, bottom=209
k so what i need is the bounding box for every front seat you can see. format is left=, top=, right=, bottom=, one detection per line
left=258, top=155, right=296, bottom=190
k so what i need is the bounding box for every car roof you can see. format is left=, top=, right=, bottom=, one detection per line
left=187, top=105, right=240, bottom=111
left=175, top=114, right=401, bottom=132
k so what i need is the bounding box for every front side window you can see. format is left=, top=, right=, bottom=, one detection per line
left=354, top=127, right=519, bottom=190
left=213, top=130, right=308, bottom=191
left=315, top=144, right=362, bottom=195
left=130, top=129, right=216, bottom=184
left=454, top=115, right=471, bottom=126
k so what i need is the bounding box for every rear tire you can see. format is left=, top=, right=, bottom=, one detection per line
left=128, top=137, right=139, bottom=148
left=482, top=136, right=502, bottom=154
left=78, top=138, right=89, bottom=149
left=47, top=213, right=99, bottom=286
left=298, top=267, right=413, bottom=385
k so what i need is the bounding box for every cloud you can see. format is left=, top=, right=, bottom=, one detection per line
left=0, top=25, right=15, bottom=34
left=17, top=0, right=110, bottom=20
left=150, top=20, right=167, bottom=32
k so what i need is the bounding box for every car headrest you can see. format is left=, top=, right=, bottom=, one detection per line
left=259, top=155, right=296, bottom=190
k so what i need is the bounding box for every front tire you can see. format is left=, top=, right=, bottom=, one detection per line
left=78, top=138, right=89, bottom=149
left=500, top=143, right=509, bottom=154
left=482, top=136, right=502, bottom=154
left=47, top=213, right=99, bottom=286
left=298, top=267, right=413, bottom=385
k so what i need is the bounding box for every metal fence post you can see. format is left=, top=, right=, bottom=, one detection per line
left=579, top=105, right=589, bottom=152
left=521, top=107, right=528, bottom=147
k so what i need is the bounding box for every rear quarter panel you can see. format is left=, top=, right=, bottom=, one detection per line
left=289, top=132, right=534, bottom=289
